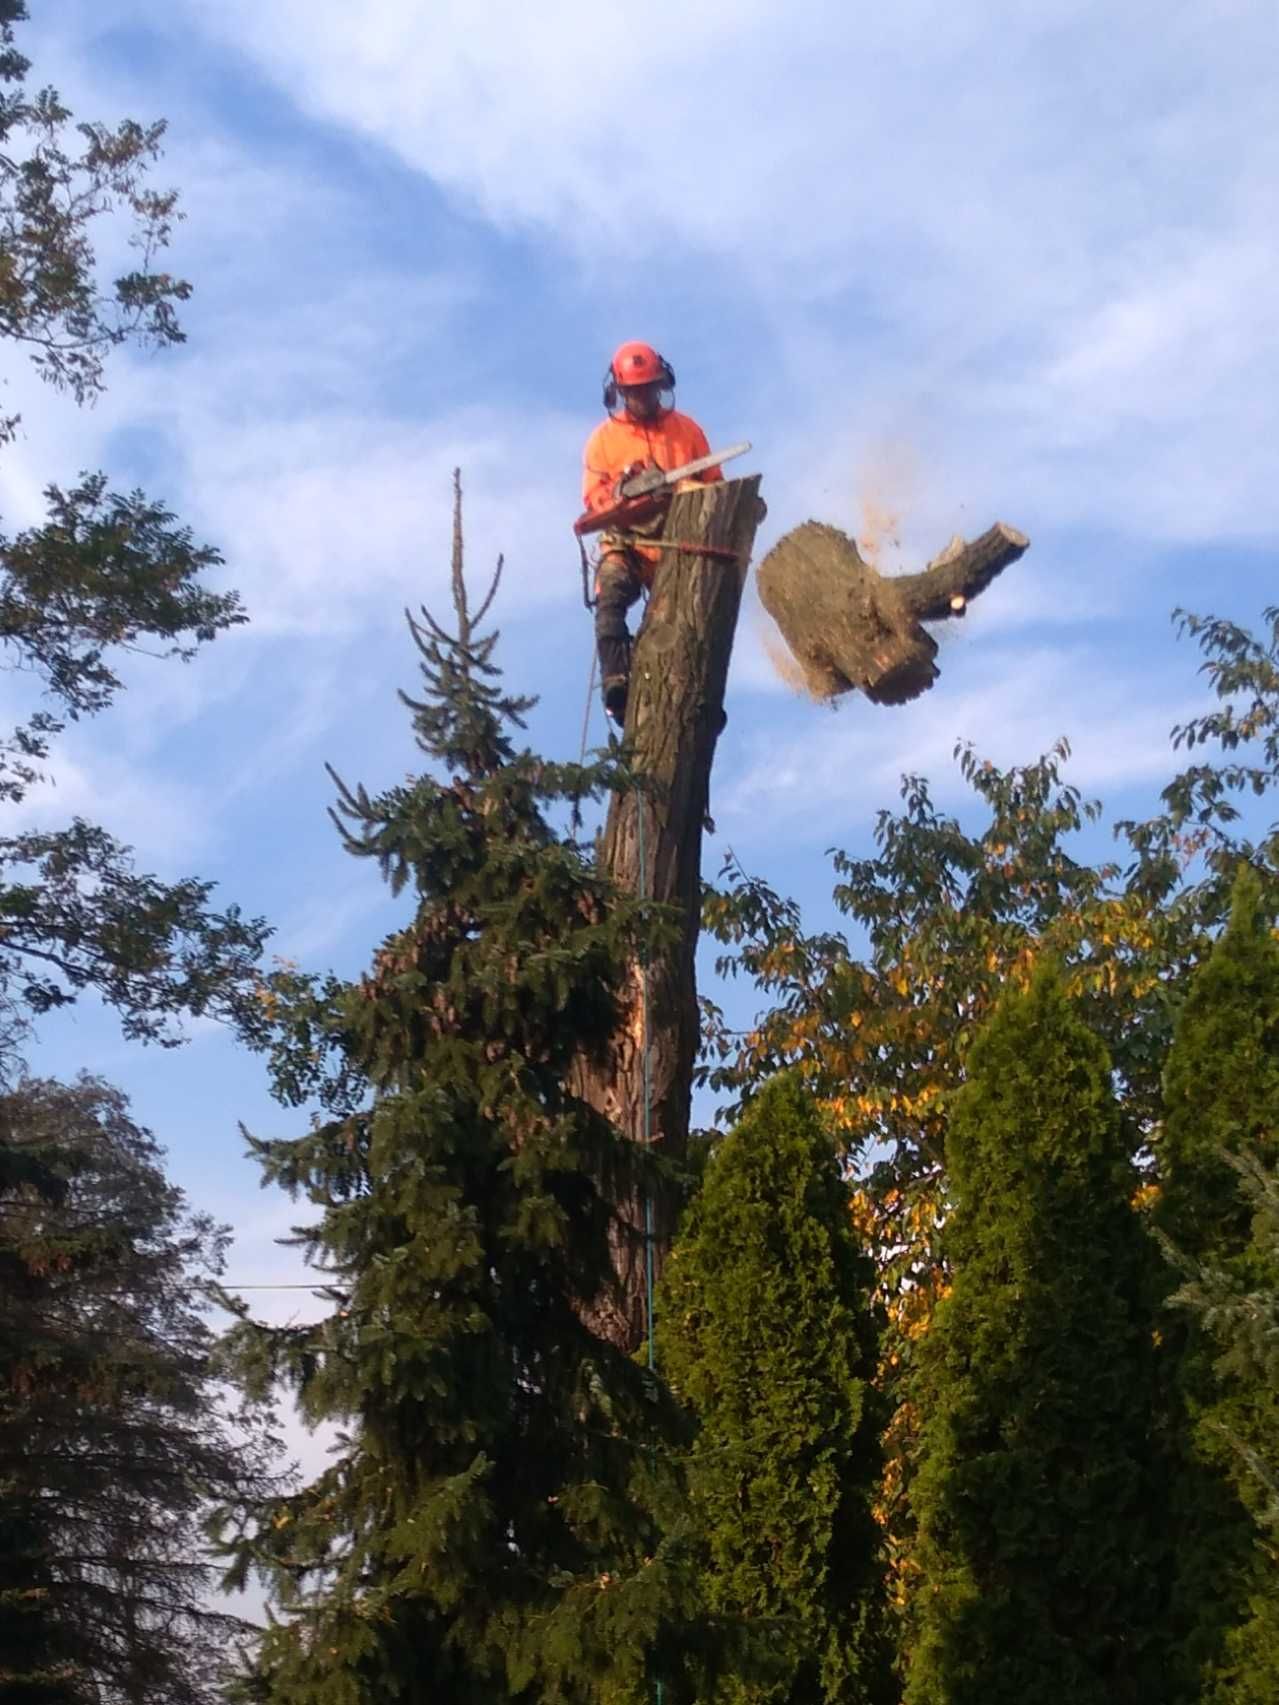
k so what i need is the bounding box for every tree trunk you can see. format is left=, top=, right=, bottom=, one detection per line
left=579, top=475, right=763, bottom=1352
left=757, top=520, right=1029, bottom=705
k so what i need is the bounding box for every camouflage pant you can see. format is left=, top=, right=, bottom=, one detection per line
left=593, top=545, right=647, bottom=685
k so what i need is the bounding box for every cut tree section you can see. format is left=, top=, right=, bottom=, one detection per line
left=757, top=520, right=1029, bottom=705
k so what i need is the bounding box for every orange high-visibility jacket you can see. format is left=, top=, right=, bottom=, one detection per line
left=581, top=408, right=722, bottom=519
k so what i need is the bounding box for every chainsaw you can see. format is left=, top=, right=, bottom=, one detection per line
left=572, top=441, right=751, bottom=539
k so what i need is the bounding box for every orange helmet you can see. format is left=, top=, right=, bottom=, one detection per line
left=603, top=341, right=676, bottom=410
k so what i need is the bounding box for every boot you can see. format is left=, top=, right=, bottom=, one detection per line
left=602, top=674, right=629, bottom=725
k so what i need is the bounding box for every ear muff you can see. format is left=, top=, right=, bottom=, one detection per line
left=659, top=358, right=676, bottom=390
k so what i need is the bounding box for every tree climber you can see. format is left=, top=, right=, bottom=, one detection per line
left=581, top=342, right=722, bottom=724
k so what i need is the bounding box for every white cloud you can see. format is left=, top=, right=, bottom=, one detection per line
left=10, top=747, right=219, bottom=868
left=167, top=403, right=584, bottom=637
left=7, top=0, right=1275, bottom=870
left=2, top=0, right=1269, bottom=953
left=272, top=883, right=401, bottom=966
left=166, top=1, right=1276, bottom=307
left=722, top=638, right=1192, bottom=842
left=0, top=138, right=580, bottom=645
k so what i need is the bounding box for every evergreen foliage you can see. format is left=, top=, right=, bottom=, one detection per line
left=0, top=1074, right=281, bottom=1705
left=905, top=963, right=1167, bottom=1704
left=658, top=1072, right=893, bottom=1705
left=1170, top=1146, right=1279, bottom=1533
left=1159, top=866, right=1279, bottom=1263
left=1158, top=864, right=1279, bottom=1702
left=698, top=740, right=1202, bottom=1608
left=1167, top=1144, right=1279, bottom=1705
left=216, top=491, right=715, bottom=1704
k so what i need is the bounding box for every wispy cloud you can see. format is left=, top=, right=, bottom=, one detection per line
left=722, top=638, right=1194, bottom=844
left=10, top=747, right=223, bottom=868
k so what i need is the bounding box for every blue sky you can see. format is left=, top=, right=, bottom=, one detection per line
left=4, top=0, right=1278, bottom=1375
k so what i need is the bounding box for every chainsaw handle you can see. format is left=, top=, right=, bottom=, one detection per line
left=572, top=490, right=669, bottom=539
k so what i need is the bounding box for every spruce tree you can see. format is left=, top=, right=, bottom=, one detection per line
left=905, top=963, right=1167, bottom=1705
left=657, top=1072, right=892, bottom=1705
left=1158, top=864, right=1279, bottom=1702
left=217, top=491, right=712, bottom=1704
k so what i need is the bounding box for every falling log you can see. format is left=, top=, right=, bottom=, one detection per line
left=576, top=474, right=763, bottom=1351
left=757, top=520, right=1029, bottom=705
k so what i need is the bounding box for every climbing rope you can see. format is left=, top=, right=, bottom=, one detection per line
left=577, top=650, right=598, bottom=773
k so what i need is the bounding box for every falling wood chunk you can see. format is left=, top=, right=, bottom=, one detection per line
left=756, top=519, right=1030, bottom=705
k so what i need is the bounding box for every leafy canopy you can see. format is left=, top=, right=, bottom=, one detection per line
left=0, top=2, right=264, bottom=1075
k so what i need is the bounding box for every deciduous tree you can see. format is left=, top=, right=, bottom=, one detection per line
left=0, top=1, right=265, bottom=1075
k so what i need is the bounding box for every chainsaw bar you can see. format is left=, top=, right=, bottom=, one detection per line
left=617, top=441, right=752, bottom=499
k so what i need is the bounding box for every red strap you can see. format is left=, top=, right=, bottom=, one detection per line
left=650, top=539, right=743, bottom=563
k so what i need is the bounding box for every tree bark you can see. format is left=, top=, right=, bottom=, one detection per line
left=757, top=520, right=1029, bottom=705
left=578, top=475, right=763, bottom=1351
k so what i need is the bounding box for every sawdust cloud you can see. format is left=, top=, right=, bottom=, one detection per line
left=855, top=439, right=918, bottom=570
left=758, top=619, right=826, bottom=700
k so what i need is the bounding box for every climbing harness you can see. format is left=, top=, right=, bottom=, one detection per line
left=582, top=532, right=744, bottom=614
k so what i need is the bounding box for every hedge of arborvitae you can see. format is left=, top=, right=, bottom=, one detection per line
left=658, top=1072, right=893, bottom=1705
left=905, top=963, right=1170, bottom=1705
left=1158, top=866, right=1279, bottom=1703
